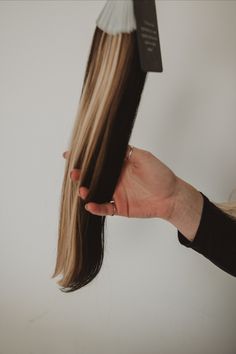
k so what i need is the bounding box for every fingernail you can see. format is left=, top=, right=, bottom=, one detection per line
left=85, top=204, right=89, bottom=211
left=78, top=187, right=83, bottom=198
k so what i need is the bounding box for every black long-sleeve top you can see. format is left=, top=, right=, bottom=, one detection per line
left=178, top=192, right=236, bottom=277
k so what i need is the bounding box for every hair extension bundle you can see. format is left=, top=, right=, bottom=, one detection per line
left=52, top=0, right=162, bottom=292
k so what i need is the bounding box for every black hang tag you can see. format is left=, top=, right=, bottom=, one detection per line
left=133, top=0, right=163, bottom=72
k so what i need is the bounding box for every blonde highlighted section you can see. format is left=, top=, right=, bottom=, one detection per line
left=52, top=27, right=146, bottom=291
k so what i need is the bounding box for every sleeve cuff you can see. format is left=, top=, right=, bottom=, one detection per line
left=177, top=192, right=209, bottom=249
left=177, top=191, right=236, bottom=277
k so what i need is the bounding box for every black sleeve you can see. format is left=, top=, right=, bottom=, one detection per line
left=177, top=192, right=236, bottom=277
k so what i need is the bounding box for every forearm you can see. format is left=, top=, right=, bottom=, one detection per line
left=168, top=177, right=204, bottom=242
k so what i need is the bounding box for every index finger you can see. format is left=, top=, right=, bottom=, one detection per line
left=62, top=151, right=70, bottom=159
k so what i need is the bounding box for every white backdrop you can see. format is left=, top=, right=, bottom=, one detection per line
left=0, top=1, right=236, bottom=354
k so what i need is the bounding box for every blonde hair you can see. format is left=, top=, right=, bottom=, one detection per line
left=52, top=27, right=146, bottom=292
left=215, top=199, right=236, bottom=219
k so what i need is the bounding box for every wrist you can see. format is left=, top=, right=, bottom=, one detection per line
left=167, top=177, right=204, bottom=242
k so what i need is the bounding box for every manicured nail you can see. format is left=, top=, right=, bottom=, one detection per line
left=78, top=187, right=84, bottom=198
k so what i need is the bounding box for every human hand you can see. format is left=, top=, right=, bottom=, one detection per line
left=64, top=146, right=178, bottom=220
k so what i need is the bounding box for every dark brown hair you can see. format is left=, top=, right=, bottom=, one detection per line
left=52, top=27, right=147, bottom=292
